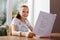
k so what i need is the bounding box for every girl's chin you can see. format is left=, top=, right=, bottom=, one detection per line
left=23, top=17, right=27, bottom=19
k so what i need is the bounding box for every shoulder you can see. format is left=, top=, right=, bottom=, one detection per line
left=12, top=18, right=17, bottom=22
left=25, top=19, right=31, bottom=26
left=11, top=18, right=21, bottom=26
left=11, top=18, right=20, bottom=24
left=12, top=18, right=20, bottom=22
left=25, top=19, right=29, bottom=23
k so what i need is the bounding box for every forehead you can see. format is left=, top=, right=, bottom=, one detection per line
left=21, top=7, right=29, bottom=11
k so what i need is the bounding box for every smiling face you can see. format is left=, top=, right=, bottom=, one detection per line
left=20, top=5, right=29, bottom=19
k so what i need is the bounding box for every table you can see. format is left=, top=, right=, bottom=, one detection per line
left=0, top=36, right=60, bottom=40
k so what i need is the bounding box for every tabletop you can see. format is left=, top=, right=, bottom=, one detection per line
left=0, top=36, right=60, bottom=40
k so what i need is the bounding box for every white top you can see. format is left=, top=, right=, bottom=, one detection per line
left=11, top=18, right=31, bottom=36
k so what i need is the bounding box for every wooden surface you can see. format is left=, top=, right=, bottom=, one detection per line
left=0, top=36, right=60, bottom=40
left=0, top=36, right=51, bottom=40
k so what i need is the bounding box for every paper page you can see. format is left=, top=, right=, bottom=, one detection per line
left=33, top=11, right=57, bottom=37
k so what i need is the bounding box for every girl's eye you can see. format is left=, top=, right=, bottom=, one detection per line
left=27, top=11, right=29, bottom=13
left=22, top=11, right=25, bottom=13
left=22, top=11, right=29, bottom=13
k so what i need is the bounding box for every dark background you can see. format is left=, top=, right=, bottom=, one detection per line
left=50, top=0, right=60, bottom=33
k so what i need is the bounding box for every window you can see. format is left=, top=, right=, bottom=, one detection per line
left=0, top=0, right=7, bottom=26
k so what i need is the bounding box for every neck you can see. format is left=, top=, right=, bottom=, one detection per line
left=20, top=18, right=26, bottom=22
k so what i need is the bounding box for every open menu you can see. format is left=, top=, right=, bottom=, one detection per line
left=33, top=11, right=57, bottom=37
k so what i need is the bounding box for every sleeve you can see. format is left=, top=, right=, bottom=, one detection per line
left=26, top=20, right=31, bottom=27
left=12, top=30, right=21, bottom=36
left=11, top=18, right=18, bottom=27
left=11, top=18, right=21, bottom=36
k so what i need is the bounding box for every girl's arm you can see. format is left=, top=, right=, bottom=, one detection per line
left=12, top=25, right=35, bottom=37
left=12, top=25, right=21, bottom=36
left=28, top=25, right=33, bottom=31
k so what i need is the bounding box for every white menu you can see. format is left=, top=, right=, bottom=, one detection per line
left=33, top=11, right=57, bottom=37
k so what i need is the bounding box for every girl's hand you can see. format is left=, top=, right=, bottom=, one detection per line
left=28, top=32, right=36, bottom=38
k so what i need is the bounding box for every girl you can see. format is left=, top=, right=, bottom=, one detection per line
left=11, top=5, right=35, bottom=38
